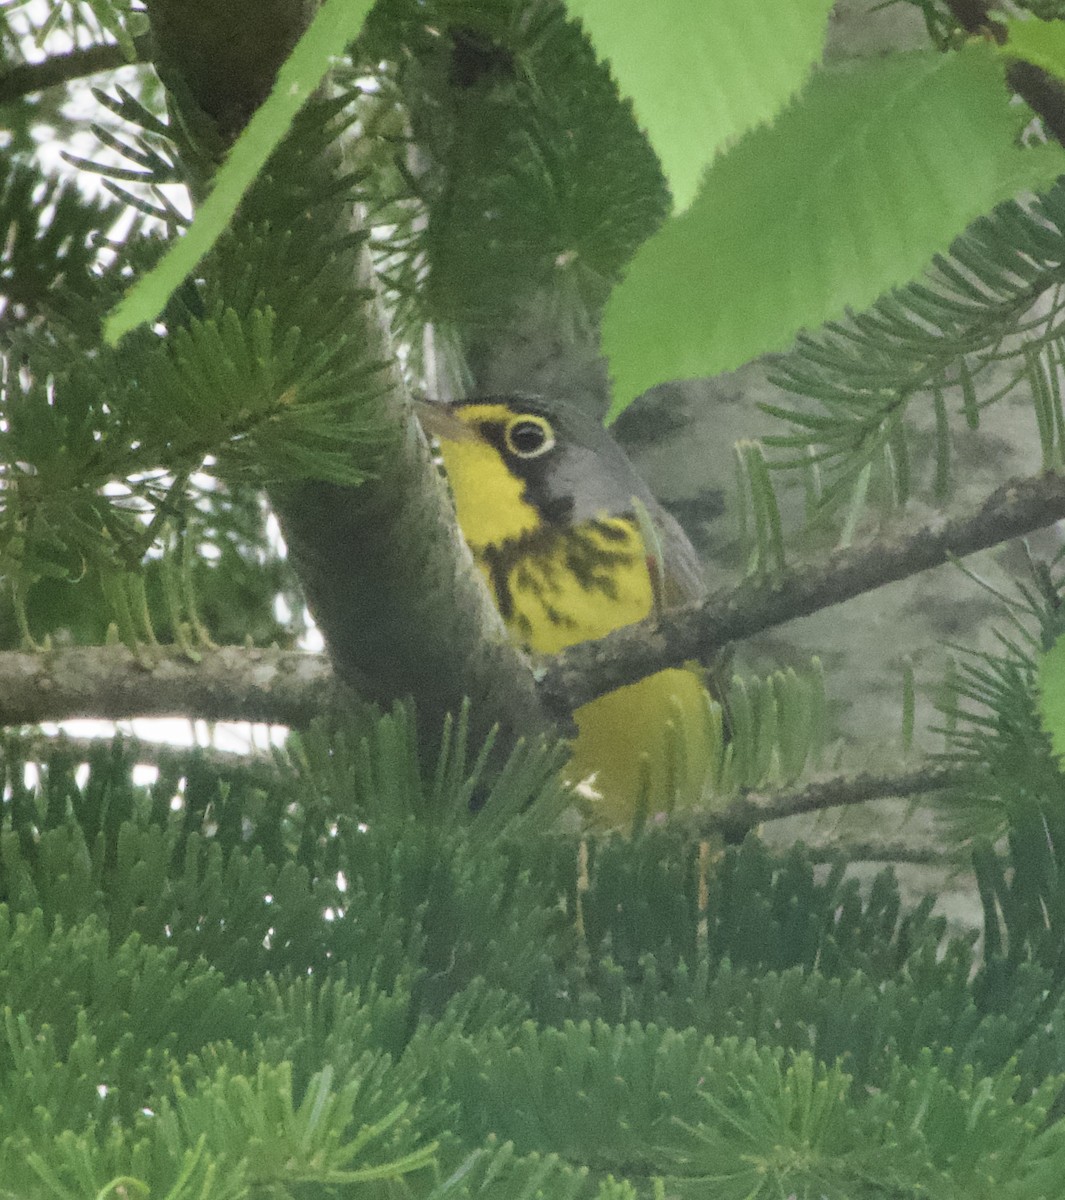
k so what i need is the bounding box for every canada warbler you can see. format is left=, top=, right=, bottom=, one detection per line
left=423, top=396, right=719, bottom=826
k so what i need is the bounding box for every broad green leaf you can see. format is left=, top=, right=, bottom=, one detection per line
left=1039, top=632, right=1065, bottom=765
left=1001, top=17, right=1065, bottom=82
left=104, top=0, right=373, bottom=345
left=566, top=0, right=834, bottom=212
left=603, top=45, right=1065, bottom=419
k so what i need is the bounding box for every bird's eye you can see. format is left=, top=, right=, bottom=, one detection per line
left=505, top=415, right=555, bottom=458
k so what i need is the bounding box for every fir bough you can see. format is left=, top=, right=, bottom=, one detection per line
left=5, top=703, right=1065, bottom=1198
left=765, top=180, right=1065, bottom=506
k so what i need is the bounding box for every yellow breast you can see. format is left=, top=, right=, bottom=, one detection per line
left=491, top=517, right=653, bottom=653
left=477, top=512, right=711, bottom=825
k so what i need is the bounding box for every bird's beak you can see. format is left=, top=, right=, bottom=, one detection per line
left=415, top=399, right=475, bottom=443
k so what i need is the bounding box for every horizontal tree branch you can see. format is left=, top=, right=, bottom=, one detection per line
left=702, top=763, right=965, bottom=843
left=804, top=841, right=967, bottom=867
left=0, top=645, right=347, bottom=728
left=2, top=472, right=1063, bottom=741
left=540, top=471, right=1065, bottom=716
left=0, top=38, right=149, bottom=105
left=818, top=842, right=966, bottom=866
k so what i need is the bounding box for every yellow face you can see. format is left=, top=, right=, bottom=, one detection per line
left=431, top=402, right=546, bottom=550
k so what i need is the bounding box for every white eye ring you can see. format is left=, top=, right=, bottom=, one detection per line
left=505, top=416, right=555, bottom=458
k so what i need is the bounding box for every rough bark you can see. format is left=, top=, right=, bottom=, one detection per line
left=0, top=645, right=343, bottom=727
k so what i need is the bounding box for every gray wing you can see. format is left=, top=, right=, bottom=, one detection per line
left=649, top=499, right=707, bottom=607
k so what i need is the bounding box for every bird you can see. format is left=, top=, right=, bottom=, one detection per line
left=421, top=395, right=722, bottom=827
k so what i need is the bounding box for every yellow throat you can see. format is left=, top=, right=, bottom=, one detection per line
left=429, top=398, right=715, bottom=826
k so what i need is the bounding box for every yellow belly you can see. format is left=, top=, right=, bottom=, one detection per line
left=569, top=667, right=714, bottom=826
left=478, top=517, right=714, bottom=827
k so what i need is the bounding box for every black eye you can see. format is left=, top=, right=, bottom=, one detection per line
left=505, top=416, right=555, bottom=458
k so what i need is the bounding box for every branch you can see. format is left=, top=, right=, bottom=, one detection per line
left=804, top=842, right=966, bottom=867
left=540, top=471, right=1065, bottom=715
left=3, top=471, right=1064, bottom=733
left=0, top=40, right=148, bottom=105
left=702, top=763, right=964, bottom=843
left=0, top=645, right=346, bottom=728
